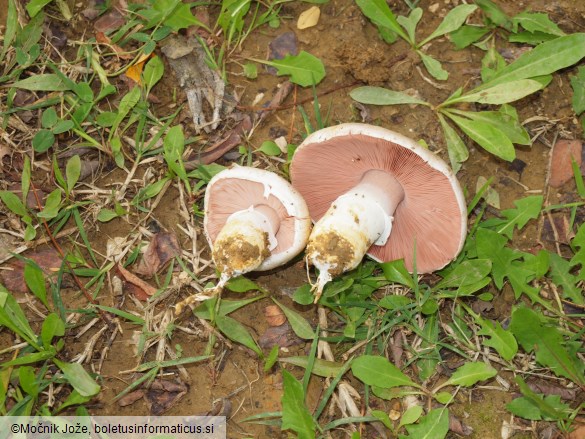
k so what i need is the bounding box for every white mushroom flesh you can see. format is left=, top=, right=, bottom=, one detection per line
left=307, top=169, right=405, bottom=302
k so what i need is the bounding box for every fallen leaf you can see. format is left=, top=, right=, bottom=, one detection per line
left=125, top=53, right=154, bottom=84
left=264, top=305, right=286, bottom=327
left=259, top=322, right=303, bottom=349
left=568, top=424, right=585, bottom=439
left=267, top=32, right=298, bottom=75
left=0, top=247, right=62, bottom=294
left=146, top=379, right=188, bottom=415
left=527, top=380, right=578, bottom=400
left=257, top=81, right=294, bottom=124
left=206, top=398, right=232, bottom=417
left=297, top=6, right=320, bottom=30
left=134, top=231, right=181, bottom=278
left=541, top=212, right=574, bottom=245
left=117, top=263, right=157, bottom=298
left=549, top=139, right=583, bottom=188
left=94, top=9, right=126, bottom=33
left=449, top=413, right=473, bottom=436
left=117, top=390, right=145, bottom=407
left=477, top=176, right=500, bottom=209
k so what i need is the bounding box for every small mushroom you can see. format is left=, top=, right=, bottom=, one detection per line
left=290, top=123, right=467, bottom=302
left=204, top=165, right=312, bottom=284
left=176, top=166, right=311, bottom=313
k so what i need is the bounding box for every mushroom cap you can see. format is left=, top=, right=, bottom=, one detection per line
left=290, top=123, right=467, bottom=273
left=204, top=166, right=312, bottom=271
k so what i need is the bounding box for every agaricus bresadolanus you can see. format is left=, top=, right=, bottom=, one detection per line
left=290, top=123, right=467, bottom=302
left=175, top=166, right=312, bottom=314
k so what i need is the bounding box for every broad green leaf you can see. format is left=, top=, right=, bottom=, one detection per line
left=445, top=112, right=515, bottom=161
left=225, top=276, right=262, bottom=293
left=570, top=66, right=585, bottom=116
left=73, top=82, right=93, bottom=102
left=404, top=408, right=449, bottom=439
left=41, top=107, right=58, bottom=128
left=41, top=313, right=65, bottom=348
left=57, top=390, right=92, bottom=413
left=19, top=366, right=39, bottom=397
left=350, top=86, right=428, bottom=106
left=508, top=31, right=557, bottom=45
left=259, top=51, right=325, bottom=87
left=1, top=0, right=18, bottom=61
left=26, top=0, right=53, bottom=17
left=37, top=188, right=62, bottom=219
left=512, top=12, right=565, bottom=36
left=53, top=359, right=100, bottom=397
left=32, top=129, right=55, bottom=153
left=352, top=355, right=420, bottom=389
left=450, top=79, right=545, bottom=105
left=418, top=51, right=448, bottom=81
left=52, top=120, right=74, bottom=134
left=398, top=405, right=423, bottom=428
left=444, top=362, right=497, bottom=387
left=380, top=259, right=415, bottom=289
left=0, top=289, right=40, bottom=349
left=355, top=0, right=408, bottom=41
left=292, top=283, right=313, bottom=305
left=11, top=74, right=69, bottom=91
left=548, top=253, right=583, bottom=305
left=476, top=317, right=517, bottom=361
left=279, top=356, right=343, bottom=378
left=65, top=155, right=81, bottom=193
left=420, top=4, right=478, bottom=46
left=480, top=43, right=506, bottom=83
left=449, top=25, right=489, bottom=49
left=0, top=190, right=28, bottom=216
left=476, top=0, right=511, bottom=29
left=257, top=140, right=282, bottom=156
left=272, top=299, right=315, bottom=340
left=476, top=33, right=585, bottom=90
left=397, top=8, right=422, bottom=44
left=215, top=315, right=262, bottom=356
left=481, top=195, right=543, bottom=238
left=24, top=262, right=49, bottom=308
left=570, top=222, right=585, bottom=281
left=110, top=86, right=141, bottom=137
left=434, top=392, right=454, bottom=404
left=281, top=370, right=316, bottom=439
left=506, top=395, right=570, bottom=421
left=97, top=208, right=119, bottom=222
left=435, top=259, right=492, bottom=290
left=2, top=350, right=56, bottom=367
left=510, top=307, right=585, bottom=384
left=438, top=114, right=468, bottom=173
left=264, top=345, right=279, bottom=372
left=243, top=62, right=257, bottom=79
left=378, top=295, right=414, bottom=310
left=417, top=313, right=440, bottom=381
left=511, top=377, right=571, bottom=421
left=143, top=56, right=164, bottom=91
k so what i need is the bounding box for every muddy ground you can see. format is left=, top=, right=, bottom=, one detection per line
left=1, top=0, right=584, bottom=438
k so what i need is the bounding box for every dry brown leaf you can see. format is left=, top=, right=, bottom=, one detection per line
left=146, top=380, right=188, bottom=415
left=0, top=247, right=61, bottom=294
left=117, top=390, right=145, bottom=407
left=125, top=53, right=155, bottom=84
left=117, top=263, right=157, bottom=298
left=264, top=305, right=286, bottom=326
left=259, top=322, right=303, bottom=349
left=94, top=9, right=126, bottom=33
left=568, top=424, right=585, bottom=439
left=449, top=413, right=473, bottom=436
left=549, top=139, right=583, bottom=188
left=297, top=6, right=320, bottom=30
left=134, top=231, right=181, bottom=278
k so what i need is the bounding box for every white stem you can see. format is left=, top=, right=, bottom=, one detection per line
left=212, top=205, right=280, bottom=277
left=308, top=169, right=404, bottom=302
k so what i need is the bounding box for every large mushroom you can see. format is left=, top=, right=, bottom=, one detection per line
left=176, top=166, right=312, bottom=313
left=290, top=123, right=467, bottom=302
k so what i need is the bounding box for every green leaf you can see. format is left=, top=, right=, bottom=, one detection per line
left=52, top=120, right=74, bottom=134
left=397, top=8, right=422, bottom=44
left=509, top=307, right=585, bottom=384
left=378, top=295, right=414, bottom=310
left=264, top=345, right=279, bottom=372
left=65, top=155, right=81, bottom=193
left=1, top=0, right=18, bottom=62
left=417, top=313, right=440, bottom=381
left=143, top=55, right=164, bottom=91
left=418, top=51, right=448, bottom=81
left=450, top=79, right=545, bottom=105
left=352, top=355, right=420, bottom=389
left=73, top=82, right=94, bottom=102
left=570, top=222, right=585, bottom=281
left=96, top=208, right=119, bottom=222
left=19, top=366, right=39, bottom=397
left=243, top=62, right=257, bottom=79
left=355, top=0, right=408, bottom=41
left=11, top=74, right=69, bottom=91
left=0, top=190, right=28, bottom=216
left=257, top=140, right=282, bottom=156
left=53, top=359, right=100, bottom=397
left=160, top=0, right=202, bottom=30
left=32, top=130, right=55, bottom=153
left=41, top=313, right=65, bottom=348
left=481, top=195, right=543, bottom=238
left=41, top=107, right=58, bottom=128
left=435, top=259, right=492, bottom=290
left=449, top=25, right=489, bottom=49
left=215, top=315, right=262, bottom=356
left=445, top=112, right=515, bottom=161
left=476, top=0, right=511, bottom=29
left=508, top=31, right=557, bottom=45
left=549, top=253, right=583, bottom=304
left=433, top=392, right=454, bottom=404
left=225, top=276, right=262, bottom=293
left=420, top=4, right=478, bottom=46
left=512, top=12, right=565, bottom=36
left=24, top=262, right=49, bottom=308
left=398, top=405, right=423, bottom=428
left=258, top=51, right=325, bottom=87
left=476, top=317, right=517, bottom=361
left=37, top=188, right=62, bottom=219
left=404, top=408, right=449, bottom=439
left=110, top=86, right=141, bottom=137
left=380, top=259, right=415, bottom=289
left=570, top=66, right=585, bottom=115
left=279, top=356, right=343, bottom=378
left=511, top=377, right=571, bottom=421
left=476, top=33, right=585, bottom=90
left=281, top=370, right=316, bottom=439
left=350, top=86, right=428, bottom=106
left=292, top=283, right=313, bottom=305
left=0, top=289, right=40, bottom=349
left=26, top=0, right=53, bottom=17
left=437, top=114, right=468, bottom=173
left=444, top=362, right=497, bottom=387
left=272, top=299, right=315, bottom=340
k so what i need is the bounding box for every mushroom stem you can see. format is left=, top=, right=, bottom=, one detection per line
left=307, top=169, right=405, bottom=302
left=212, top=205, right=280, bottom=278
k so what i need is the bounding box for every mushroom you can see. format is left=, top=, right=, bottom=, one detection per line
left=176, top=166, right=311, bottom=313
left=290, top=123, right=467, bottom=302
